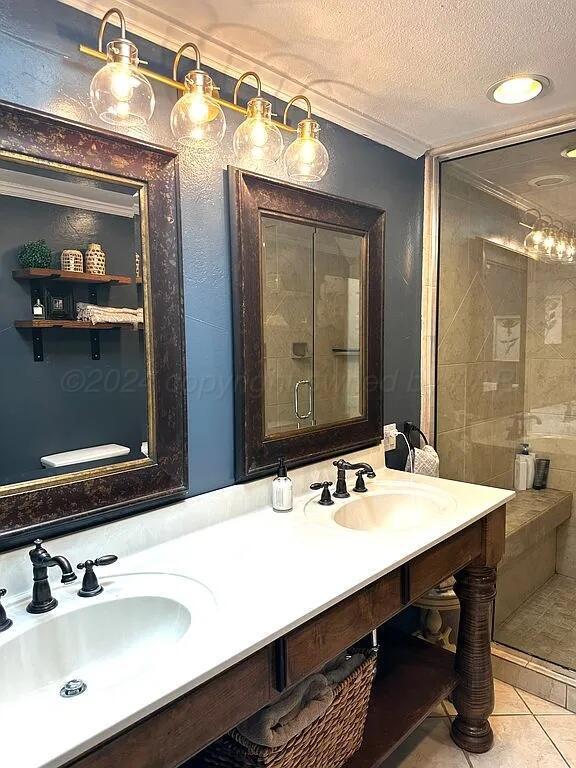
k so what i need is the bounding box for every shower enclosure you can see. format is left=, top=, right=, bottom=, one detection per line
left=435, top=130, right=576, bottom=673
left=261, top=217, right=363, bottom=436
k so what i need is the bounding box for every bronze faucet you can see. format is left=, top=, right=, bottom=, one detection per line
left=27, top=539, right=77, bottom=614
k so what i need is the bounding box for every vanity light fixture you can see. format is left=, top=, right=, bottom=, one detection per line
left=283, top=96, right=329, bottom=182
left=89, top=8, right=155, bottom=126
left=233, top=72, right=283, bottom=164
left=170, top=43, right=226, bottom=147
left=80, top=9, right=299, bottom=143
left=487, top=75, right=549, bottom=104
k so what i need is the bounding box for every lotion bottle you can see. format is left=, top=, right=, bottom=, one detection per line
left=272, top=458, right=293, bottom=512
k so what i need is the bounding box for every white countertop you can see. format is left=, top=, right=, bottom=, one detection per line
left=1, top=467, right=513, bottom=768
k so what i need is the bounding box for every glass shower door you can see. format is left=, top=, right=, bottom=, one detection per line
left=261, top=216, right=315, bottom=436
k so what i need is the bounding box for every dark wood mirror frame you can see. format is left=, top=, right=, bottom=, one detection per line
left=229, top=168, right=384, bottom=481
left=0, top=101, right=187, bottom=551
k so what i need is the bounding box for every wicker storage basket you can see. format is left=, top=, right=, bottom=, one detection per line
left=202, top=648, right=377, bottom=768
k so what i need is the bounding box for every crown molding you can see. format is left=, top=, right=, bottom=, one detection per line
left=449, top=163, right=576, bottom=229
left=0, top=167, right=138, bottom=217
left=58, top=0, right=428, bottom=159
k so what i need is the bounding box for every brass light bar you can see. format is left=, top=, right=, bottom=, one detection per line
left=79, top=44, right=296, bottom=133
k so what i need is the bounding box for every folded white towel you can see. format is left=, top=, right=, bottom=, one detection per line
left=76, top=303, right=143, bottom=328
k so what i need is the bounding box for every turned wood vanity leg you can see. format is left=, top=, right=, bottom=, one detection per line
left=451, top=565, right=497, bottom=753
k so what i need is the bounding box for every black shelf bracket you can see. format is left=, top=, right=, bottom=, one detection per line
left=32, top=329, right=44, bottom=362
left=90, top=330, right=100, bottom=361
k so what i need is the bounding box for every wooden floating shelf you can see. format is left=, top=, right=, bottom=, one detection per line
left=343, top=631, right=459, bottom=768
left=13, top=268, right=133, bottom=285
left=15, top=320, right=143, bottom=330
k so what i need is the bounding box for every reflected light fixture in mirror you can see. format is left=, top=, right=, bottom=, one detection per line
left=170, top=43, right=226, bottom=147
left=90, top=8, right=155, bottom=126
left=521, top=209, right=550, bottom=256
left=233, top=72, right=283, bottom=165
left=283, top=96, right=329, bottom=182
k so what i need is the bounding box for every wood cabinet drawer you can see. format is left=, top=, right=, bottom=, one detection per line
left=407, top=523, right=482, bottom=602
left=68, top=647, right=274, bottom=768
left=281, top=571, right=402, bottom=689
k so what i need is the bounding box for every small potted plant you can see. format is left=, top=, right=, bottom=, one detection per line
left=18, top=239, right=53, bottom=268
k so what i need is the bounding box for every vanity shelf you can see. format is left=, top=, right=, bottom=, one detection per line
left=14, top=320, right=143, bottom=329
left=13, top=268, right=133, bottom=285
left=343, top=631, right=459, bottom=768
left=14, top=320, right=143, bottom=362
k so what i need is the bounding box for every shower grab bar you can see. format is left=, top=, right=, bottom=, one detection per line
left=294, top=379, right=313, bottom=419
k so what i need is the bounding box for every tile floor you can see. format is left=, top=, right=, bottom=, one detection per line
left=381, top=680, right=576, bottom=767
left=496, top=574, right=576, bottom=670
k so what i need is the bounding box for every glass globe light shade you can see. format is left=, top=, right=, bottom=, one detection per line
left=523, top=225, right=546, bottom=254
left=170, top=70, right=226, bottom=147
left=284, top=119, right=329, bottom=182
left=233, top=98, right=283, bottom=164
left=90, top=40, right=154, bottom=127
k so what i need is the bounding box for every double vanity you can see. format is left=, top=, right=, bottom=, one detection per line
left=0, top=462, right=513, bottom=768
left=0, top=101, right=512, bottom=768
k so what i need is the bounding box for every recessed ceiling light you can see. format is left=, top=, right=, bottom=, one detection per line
left=561, top=147, right=576, bottom=159
left=487, top=75, right=550, bottom=104
left=528, top=174, right=570, bottom=188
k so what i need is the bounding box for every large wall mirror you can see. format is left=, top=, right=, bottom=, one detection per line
left=0, top=102, right=186, bottom=549
left=230, top=169, right=384, bottom=480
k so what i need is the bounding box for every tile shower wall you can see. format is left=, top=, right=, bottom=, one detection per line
left=314, top=231, right=362, bottom=426
left=0, top=0, right=424, bottom=494
left=524, top=258, right=576, bottom=578
left=436, top=169, right=528, bottom=488
left=263, top=220, right=314, bottom=434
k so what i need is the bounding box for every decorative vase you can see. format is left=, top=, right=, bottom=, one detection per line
left=61, top=249, right=84, bottom=272
left=85, top=243, right=106, bottom=275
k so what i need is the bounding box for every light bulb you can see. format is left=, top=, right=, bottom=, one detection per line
left=284, top=119, right=329, bottom=182
left=171, top=70, right=226, bottom=147
left=110, top=65, right=134, bottom=101
left=233, top=98, right=283, bottom=165
left=90, top=41, right=154, bottom=127
left=489, top=76, right=548, bottom=104
left=543, top=229, right=556, bottom=254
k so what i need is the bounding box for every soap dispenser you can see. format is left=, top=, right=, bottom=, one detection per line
left=522, top=442, right=536, bottom=488
left=272, top=458, right=293, bottom=512
left=514, top=445, right=530, bottom=491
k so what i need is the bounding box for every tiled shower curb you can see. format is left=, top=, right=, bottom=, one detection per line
left=492, top=642, right=576, bottom=712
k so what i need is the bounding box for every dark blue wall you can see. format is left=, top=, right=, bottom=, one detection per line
left=0, top=0, right=424, bottom=495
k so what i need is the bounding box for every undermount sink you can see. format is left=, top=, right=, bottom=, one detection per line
left=0, top=572, right=215, bottom=710
left=306, top=481, right=457, bottom=532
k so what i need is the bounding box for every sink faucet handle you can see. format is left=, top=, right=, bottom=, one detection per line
left=0, top=589, right=13, bottom=632
left=94, top=555, right=119, bottom=567
left=77, top=555, right=118, bottom=598
left=353, top=470, right=369, bottom=493
left=310, top=481, right=334, bottom=506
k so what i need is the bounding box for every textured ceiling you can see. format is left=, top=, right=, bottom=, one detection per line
left=62, top=0, right=576, bottom=157
left=452, top=129, right=576, bottom=225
